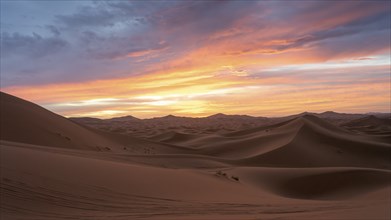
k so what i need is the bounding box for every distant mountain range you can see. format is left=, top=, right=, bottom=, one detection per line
left=71, top=111, right=390, bottom=122
left=70, top=111, right=390, bottom=138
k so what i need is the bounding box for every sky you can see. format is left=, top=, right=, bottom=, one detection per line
left=1, top=0, right=390, bottom=118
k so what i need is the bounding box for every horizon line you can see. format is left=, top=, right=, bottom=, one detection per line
left=66, top=111, right=391, bottom=120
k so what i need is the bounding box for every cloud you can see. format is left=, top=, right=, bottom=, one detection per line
left=45, top=25, right=61, bottom=36
left=86, top=36, right=170, bottom=60
left=1, top=32, right=68, bottom=58
left=3, top=1, right=389, bottom=86
left=55, top=4, right=118, bottom=28
left=1, top=0, right=390, bottom=117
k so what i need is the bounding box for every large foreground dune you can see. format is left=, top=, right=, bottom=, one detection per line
left=1, top=91, right=390, bottom=220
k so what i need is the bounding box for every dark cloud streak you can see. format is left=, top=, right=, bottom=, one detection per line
left=2, top=32, right=69, bottom=58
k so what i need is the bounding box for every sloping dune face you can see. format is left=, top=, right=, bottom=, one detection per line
left=1, top=92, right=390, bottom=220
left=0, top=92, right=122, bottom=150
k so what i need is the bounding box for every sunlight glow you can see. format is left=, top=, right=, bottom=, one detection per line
left=2, top=1, right=390, bottom=118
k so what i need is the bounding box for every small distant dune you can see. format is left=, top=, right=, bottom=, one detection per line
left=149, top=130, right=201, bottom=143
left=342, top=115, right=391, bottom=136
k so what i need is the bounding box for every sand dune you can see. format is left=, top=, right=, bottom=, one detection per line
left=71, top=112, right=272, bottom=137
left=71, top=110, right=391, bottom=139
left=149, top=130, right=202, bottom=144
left=235, top=116, right=390, bottom=169
left=0, top=92, right=191, bottom=154
left=231, top=167, right=390, bottom=200
left=1, top=91, right=390, bottom=220
left=148, top=115, right=390, bottom=169
left=2, top=140, right=390, bottom=220
left=342, top=115, right=391, bottom=138
left=0, top=142, right=269, bottom=220
left=0, top=92, right=125, bottom=151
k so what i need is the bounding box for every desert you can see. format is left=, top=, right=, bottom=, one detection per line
left=1, top=91, right=390, bottom=220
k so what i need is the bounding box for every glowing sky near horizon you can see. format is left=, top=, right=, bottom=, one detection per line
left=1, top=1, right=390, bottom=118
